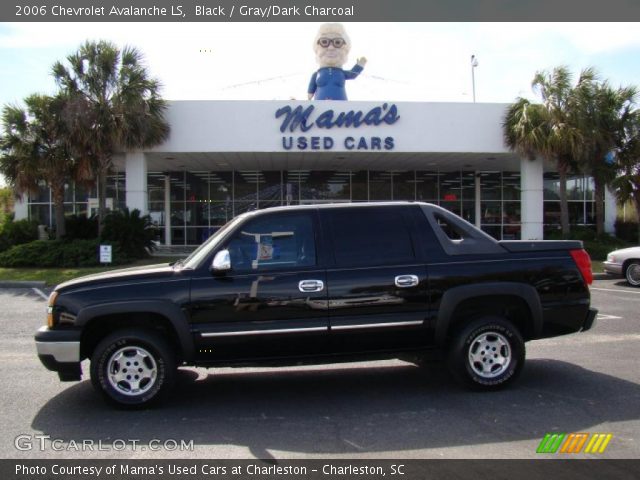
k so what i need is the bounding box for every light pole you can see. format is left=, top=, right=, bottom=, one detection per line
left=471, top=55, right=478, bottom=103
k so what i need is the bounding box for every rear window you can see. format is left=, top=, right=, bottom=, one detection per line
left=327, top=207, right=416, bottom=267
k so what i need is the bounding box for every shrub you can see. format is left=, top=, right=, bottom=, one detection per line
left=0, top=216, right=39, bottom=253
left=615, top=220, right=639, bottom=244
left=64, top=214, right=98, bottom=240
left=101, top=208, right=155, bottom=259
left=0, top=239, right=129, bottom=268
left=546, top=226, right=630, bottom=261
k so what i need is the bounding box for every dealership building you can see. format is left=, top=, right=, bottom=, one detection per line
left=14, top=100, right=616, bottom=246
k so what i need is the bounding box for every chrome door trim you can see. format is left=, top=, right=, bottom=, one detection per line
left=200, top=326, right=327, bottom=338
left=332, top=320, right=424, bottom=331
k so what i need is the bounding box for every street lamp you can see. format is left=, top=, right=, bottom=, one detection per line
left=471, top=55, right=478, bottom=103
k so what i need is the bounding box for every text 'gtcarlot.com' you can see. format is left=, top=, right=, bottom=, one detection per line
left=14, top=434, right=194, bottom=452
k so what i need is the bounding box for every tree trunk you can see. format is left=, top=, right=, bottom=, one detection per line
left=97, top=167, right=107, bottom=238
left=52, top=185, right=66, bottom=239
left=594, top=178, right=605, bottom=236
left=558, top=162, right=570, bottom=238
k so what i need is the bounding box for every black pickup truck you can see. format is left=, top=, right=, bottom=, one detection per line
left=36, top=202, right=597, bottom=407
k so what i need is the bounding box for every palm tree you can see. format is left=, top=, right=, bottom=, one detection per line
left=52, top=40, right=170, bottom=235
left=572, top=77, right=637, bottom=234
left=0, top=94, right=73, bottom=238
left=611, top=111, right=640, bottom=243
left=504, top=67, right=593, bottom=237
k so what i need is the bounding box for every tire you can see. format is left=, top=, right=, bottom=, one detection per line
left=447, top=316, right=525, bottom=390
left=625, top=261, right=640, bottom=287
left=90, top=328, right=176, bottom=408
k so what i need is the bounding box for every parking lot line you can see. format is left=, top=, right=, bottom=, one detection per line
left=591, top=287, right=640, bottom=294
left=597, top=314, right=623, bottom=320
left=31, top=288, right=48, bottom=301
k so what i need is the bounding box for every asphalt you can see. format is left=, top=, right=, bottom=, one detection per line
left=0, top=278, right=638, bottom=460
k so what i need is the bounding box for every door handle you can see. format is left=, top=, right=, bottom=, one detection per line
left=395, top=275, right=419, bottom=288
left=299, top=279, right=324, bottom=293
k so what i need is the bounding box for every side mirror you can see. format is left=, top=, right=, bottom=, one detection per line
left=211, top=249, right=231, bottom=272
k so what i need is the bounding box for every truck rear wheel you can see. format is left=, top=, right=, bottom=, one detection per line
left=90, top=328, right=176, bottom=408
left=447, top=316, right=525, bottom=390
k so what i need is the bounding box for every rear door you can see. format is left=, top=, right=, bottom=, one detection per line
left=321, top=205, right=430, bottom=354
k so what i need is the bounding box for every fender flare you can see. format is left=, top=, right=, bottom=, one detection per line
left=76, top=301, right=194, bottom=362
left=435, top=282, right=543, bottom=346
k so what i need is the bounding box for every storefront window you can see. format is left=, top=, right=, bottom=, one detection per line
left=416, top=172, right=438, bottom=201
left=543, top=173, right=596, bottom=228
left=393, top=171, right=416, bottom=201
left=369, top=171, right=392, bottom=201
left=351, top=171, right=368, bottom=201
left=259, top=171, right=283, bottom=205
left=502, top=172, right=521, bottom=200
left=440, top=172, right=461, bottom=203
left=302, top=171, right=351, bottom=202
left=234, top=171, right=259, bottom=201
left=480, top=172, right=501, bottom=200
left=186, top=172, right=209, bottom=202
left=25, top=167, right=599, bottom=245
left=544, top=173, right=560, bottom=200
left=209, top=172, right=233, bottom=202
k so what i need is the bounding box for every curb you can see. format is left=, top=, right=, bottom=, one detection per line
left=0, top=281, right=47, bottom=289
left=593, top=273, right=612, bottom=281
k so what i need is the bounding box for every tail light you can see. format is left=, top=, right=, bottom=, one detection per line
left=570, top=249, right=593, bottom=285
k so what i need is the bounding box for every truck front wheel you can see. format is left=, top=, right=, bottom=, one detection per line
left=90, top=328, right=176, bottom=408
left=447, top=316, right=525, bottom=390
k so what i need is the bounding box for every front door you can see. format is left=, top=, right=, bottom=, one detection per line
left=190, top=210, right=328, bottom=362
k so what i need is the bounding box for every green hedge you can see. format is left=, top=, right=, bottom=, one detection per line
left=64, top=215, right=98, bottom=240
left=615, top=220, right=640, bottom=244
left=0, top=239, right=130, bottom=268
left=0, top=216, right=39, bottom=253
left=547, top=226, right=630, bottom=261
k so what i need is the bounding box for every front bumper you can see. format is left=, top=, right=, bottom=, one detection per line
left=35, top=326, right=82, bottom=381
left=582, top=308, right=598, bottom=332
left=603, top=261, right=623, bottom=276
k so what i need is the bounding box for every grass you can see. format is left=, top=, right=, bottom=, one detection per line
left=0, top=256, right=181, bottom=286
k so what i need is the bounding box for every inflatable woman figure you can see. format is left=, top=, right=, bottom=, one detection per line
left=307, top=23, right=367, bottom=100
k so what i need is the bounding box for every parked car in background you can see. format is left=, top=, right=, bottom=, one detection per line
left=604, top=246, right=640, bottom=286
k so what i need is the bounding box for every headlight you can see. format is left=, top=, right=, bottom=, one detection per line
left=607, top=254, right=615, bottom=263
left=47, top=291, right=58, bottom=328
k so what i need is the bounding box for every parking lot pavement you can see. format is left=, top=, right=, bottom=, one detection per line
left=0, top=280, right=638, bottom=460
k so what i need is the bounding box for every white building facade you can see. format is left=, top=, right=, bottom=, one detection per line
left=15, top=100, right=616, bottom=245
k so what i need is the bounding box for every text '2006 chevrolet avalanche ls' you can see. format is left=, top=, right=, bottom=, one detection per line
left=36, top=202, right=597, bottom=407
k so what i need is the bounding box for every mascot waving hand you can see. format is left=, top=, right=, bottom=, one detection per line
left=308, top=23, right=367, bottom=101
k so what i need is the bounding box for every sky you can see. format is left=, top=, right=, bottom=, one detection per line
left=2, top=22, right=640, bottom=110
left=1, top=21, right=640, bottom=188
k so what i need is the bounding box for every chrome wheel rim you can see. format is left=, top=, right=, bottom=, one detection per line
left=107, top=346, right=158, bottom=396
left=468, top=331, right=511, bottom=379
left=626, top=264, right=640, bottom=286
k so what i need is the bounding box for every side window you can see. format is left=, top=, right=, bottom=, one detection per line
left=225, top=213, right=316, bottom=272
left=435, top=213, right=465, bottom=240
left=328, top=208, right=416, bottom=267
